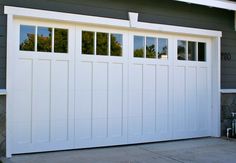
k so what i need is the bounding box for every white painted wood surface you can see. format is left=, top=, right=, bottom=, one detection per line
left=6, top=16, right=219, bottom=156
left=0, top=89, right=6, bottom=95
left=4, top=6, right=222, bottom=37
left=221, top=89, right=236, bottom=93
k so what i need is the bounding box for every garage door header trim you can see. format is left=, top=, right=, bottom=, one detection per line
left=4, top=6, right=222, bottom=37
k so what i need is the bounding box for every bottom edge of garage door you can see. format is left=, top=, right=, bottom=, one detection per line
left=12, top=135, right=211, bottom=155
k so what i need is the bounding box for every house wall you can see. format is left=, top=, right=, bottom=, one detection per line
left=0, top=0, right=235, bottom=156
left=221, top=94, right=236, bottom=136
left=0, top=96, right=6, bottom=156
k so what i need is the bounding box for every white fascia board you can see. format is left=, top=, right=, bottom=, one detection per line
left=4, top=6, right=222, bottom=37
left=175, top=0, right=236, bottom=11
left=4, top=6, right=130, bottom=28
left=135, top=22, right=222, bottom=37
left=221, top=89, right=236, bottom=93
left=0, top=89, right=7, bottom=95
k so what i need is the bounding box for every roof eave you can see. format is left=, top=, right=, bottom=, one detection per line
left=175, top=0, right=236, bottom=11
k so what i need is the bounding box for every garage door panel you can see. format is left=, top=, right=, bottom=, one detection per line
left=156, top=65, right=170, bottom=137
left=173, top=66, right=186, bottom=137
left=129, top=64, right=143, bottom=138
left=93, top=62, right=108, bottom=138
left=108, top=63, right=123, bottom=137
left=186, top=67, right=198, bottom=133
left=14, top=59, right=33, bottom=145
left=198, top=67, right=209, bottom=131
left=143, top=65, right=156, bottom=135
left=51, top=61, right=70, bottom=141
left=75, top=59, right=127, bottom=146
left=33, top=60, right=51, bottom=143
left=75, top=62, right=92, bottom=140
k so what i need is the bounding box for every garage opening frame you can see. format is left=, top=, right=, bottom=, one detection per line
left=4, top=6, right=222, bottom=158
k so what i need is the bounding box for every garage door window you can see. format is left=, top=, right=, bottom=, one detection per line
left=177, top=40, right=187, bottom=60
left=158, top=38, right=168, bottom=59
left=177, top=40, right=206, bottom=62
left=134, top=36, right=145, bottom=58
left=19, top=25, right=68, bottom=53
left=134, top=36, right=168, bottom=59
left=82, top=31, right=123, bottom=56
left=19, top=25, right=36, bottom=51
left=188, top=41, right=196, bottom=61
left=198, top=42, right=206, bottom=61
left=54, top=28, right=68, bottom=53
left=96, top=32, right=108, bottom=56
left=111, top=34, right=122, bottom=56
left=37, top=27, right=52, bottom=52
left=146, top=37, right=157, bottom=58
left=82, top=31, right=95, bottom=55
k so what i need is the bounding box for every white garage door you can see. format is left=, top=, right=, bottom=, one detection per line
left=10, top=19, right=211, bottom=154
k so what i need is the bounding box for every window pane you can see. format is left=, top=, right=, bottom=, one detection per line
left=134, top=36, right=144, bottom=58
left=82, top=31, right=94, bottom=55
left=111, top=34, right=122, bottom=56
left=37, top=27, right=52, bottom=52
left=158, top=38, right=168, bottom=59
left=198, top=42, right=206, bottom=61
left=188, top=41, right=196, bottom=61
left=177, top=40, right=186, bottom=60
left=54, top=28, right=68, bottom=53
left=20, top=25, right=35, bottom=51
left=96, top=32, right=108, bottom=56
left=146, top=37, right=156, bottom=59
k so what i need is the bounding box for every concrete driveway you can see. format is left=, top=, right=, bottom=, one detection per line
left=1, top=138, right=236, bottom=163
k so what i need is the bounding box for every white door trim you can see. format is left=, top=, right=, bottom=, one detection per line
left=4, top=6, right=222, bottom=37
left=4, top=6, right=221, bottom=158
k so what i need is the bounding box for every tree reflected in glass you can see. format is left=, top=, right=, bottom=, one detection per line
left=111, top=34, right=122, bottom=56
left=20, top=25, right=35, bottom=51
left=37, top=27, right=52, bottom=52
left=54, top=28, right=68, bottom=53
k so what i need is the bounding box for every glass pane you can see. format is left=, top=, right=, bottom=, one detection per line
left=37, top=27, right=52, bottom=52
left=188, top=41, right=196, bottom=61
left=177, top=40, right=186, bottom=60
left=82, top=31, right=94, bottom=55
left=134, top=36, right=144, bottom=58
left=158, top=38, right=168, bottom=59
left=54, top=28, right=68, bottom=53
left=96, top=32, right=108, bottom=56
left=111, top=34, right=122, bottom=56
left=146, top=37, right=156, bottom=58
left=20, top=25, right=35, bottom=51
left=198, top=42, right=206, bottom=61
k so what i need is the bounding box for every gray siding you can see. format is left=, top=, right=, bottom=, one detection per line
left=0, top=96, right=5, bottom=156
left=0, top=0, right=235, bottom=88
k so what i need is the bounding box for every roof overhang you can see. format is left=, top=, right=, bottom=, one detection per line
left=175, top=0, right=236, bottom=11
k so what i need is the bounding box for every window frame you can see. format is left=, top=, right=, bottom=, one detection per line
left=81, top=29, right=124, bottom=57
left=132, top=33, right=169, bottom=61
left=176, top=38, right=208, bottom=63
left=18, top=22, right=69, bottom=55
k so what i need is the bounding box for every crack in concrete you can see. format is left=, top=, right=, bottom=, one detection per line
left=137, top=146, right=185, bottom=163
